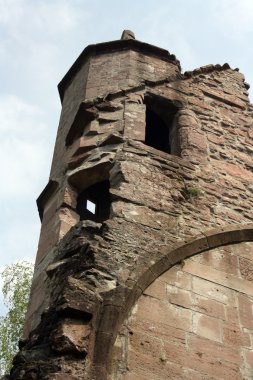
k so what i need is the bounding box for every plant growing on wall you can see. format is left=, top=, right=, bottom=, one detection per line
left=185, top=186, right=203, bottom=199
left=0, top=261, right=33, bottom=376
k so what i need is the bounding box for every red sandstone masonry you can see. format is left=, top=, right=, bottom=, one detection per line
left=14, top=32, right=253, bottom=380
left=113, top=243, right=253, bottom=379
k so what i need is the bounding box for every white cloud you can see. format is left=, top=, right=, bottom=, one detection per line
left=0, top=0, right=90, bottom=107
left=0, top=0, right=83, bottom=39
left=0, top=95, right=50, bottom=198
left=0, top=95, right=45, bottom=134
left=211, top=0, right=253, bottom=38
left=1, top=217, right=39, bottom=263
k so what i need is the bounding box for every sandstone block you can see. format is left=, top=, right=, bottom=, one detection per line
left=192, top=313, right=222, bottom=342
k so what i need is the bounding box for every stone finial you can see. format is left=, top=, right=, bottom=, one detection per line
left=121, top=30, right=135, bottom=40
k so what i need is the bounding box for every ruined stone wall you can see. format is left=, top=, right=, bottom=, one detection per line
left=23, top=44, right=181, bottom=340
left=36, top=46, right=180, bottom=265
left=51, top=47, right=180, bottom=181
left=12, top=35, right=253, bottom=380
left=111, top=241, right=253, bottom=380
left=50, top=59, right=90, bottom=179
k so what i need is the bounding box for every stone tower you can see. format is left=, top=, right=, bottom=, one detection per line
left=11, top=31, right=253, bottom=379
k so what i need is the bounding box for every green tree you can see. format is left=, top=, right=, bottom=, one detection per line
left=0, top=261, right=33, bottom=376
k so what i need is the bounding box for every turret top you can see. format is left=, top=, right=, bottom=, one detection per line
left=58, top=31, right=180, bottom=102
left=121, top=30, right=135, bottom=40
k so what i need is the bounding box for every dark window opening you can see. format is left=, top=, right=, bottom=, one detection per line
left=145, top=108, right=170, bottom=153
left=76, top=180, right=110, bottom=222
left=144, top=96, right=179, bottom=155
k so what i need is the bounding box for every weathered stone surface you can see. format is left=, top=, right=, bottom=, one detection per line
left=13, top=31, right=253, bottom=380
left=113, top=242, right=253, bottom=379
left=51, top=318, right=91, bottom=355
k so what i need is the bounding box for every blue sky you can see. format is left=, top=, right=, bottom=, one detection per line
left=1, top=0, right=253, bottom=312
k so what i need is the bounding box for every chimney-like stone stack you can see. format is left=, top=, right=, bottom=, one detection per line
left=10, top=32, right=253, bottom=380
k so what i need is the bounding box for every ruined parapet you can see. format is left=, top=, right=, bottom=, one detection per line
left=10, top=32, right=253, bottom=379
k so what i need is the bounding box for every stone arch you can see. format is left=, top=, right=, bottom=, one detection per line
left=91, top=223, right=253, bottom=379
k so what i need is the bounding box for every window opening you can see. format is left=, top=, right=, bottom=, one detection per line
left=144, top=96, right=179, bottom=155
left=76, top=180, right=110, bottom=222
left=145, top=108, right=170, bottom=153
left=86, top=200, right=96, bottom=214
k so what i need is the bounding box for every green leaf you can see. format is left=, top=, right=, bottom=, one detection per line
left=0, top=261, right=33, bottom=376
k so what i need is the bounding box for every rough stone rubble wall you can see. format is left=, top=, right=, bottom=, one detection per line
left=24, top=49, right=182, bottom=339
left=10, top=43, right=253, bottom=380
